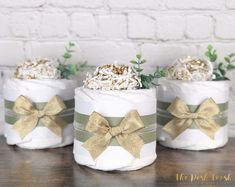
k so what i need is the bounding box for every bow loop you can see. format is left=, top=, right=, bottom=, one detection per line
left=82, top=110, right=145, bottom=160
left=13, top=95, right=36, bottom=115
left=85, top=112, right=110, bottom=134
left=42, top=96, right=66, bottom=116
left=167, top=97, right=190, bottom=118
left=13, top=95, right=67, bottom=139
left=119, top=110, right=145, bottom=133
left=196, top=98, right=220, bottom=118
left=163, top=97, right=220, bottom=140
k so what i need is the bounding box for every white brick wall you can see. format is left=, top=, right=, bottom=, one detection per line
left=98, top=14, right=127, bottom=38
left=0, top=0, right=235, bottom=135
left=71, top=13, right=97, bottom=37
left=128, top=14, right=155, bottom=39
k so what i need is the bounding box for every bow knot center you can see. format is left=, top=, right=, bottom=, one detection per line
left=35, top=110, right=45, bottom=118
left=190, top=113, right=199, bottom=119
left=109, top=126, right=123, bottom=137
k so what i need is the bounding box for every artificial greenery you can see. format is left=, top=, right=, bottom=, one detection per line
left=130, top=54, right=167, bottom=89
left=57, top=42, right=91, bottom=79
left=205, top=44, right=235, bottom=81
left=130, top=54, right=146, bottom=76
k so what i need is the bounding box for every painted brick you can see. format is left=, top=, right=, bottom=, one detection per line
left=165, top=0, right=224, bottom=10
left=215, top=14, right=235, bottom=39
left=186, top=15, right=213, bottom=39
left=98, top=14, right=127, bottom=38
left=108, top=0, right=161, bottom=10
left=41, top=13, right=68, bottom=38
left=157, top=16, right=185, bottom=40
left=128, top=14, right=155, bottom=39
left=10, top=12, right=40, bottom=37
left=71, top=13, right=97, bottom=37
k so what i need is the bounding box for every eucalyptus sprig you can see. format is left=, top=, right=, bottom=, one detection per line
left=205, top=44, right=235, bottom=81
left=140, top=67, right=168, bottom=89
left=130, top=54, right=146, bottom=76
left=57, top=42, right=92, bottom=79
left=130, top=54, right=168, bottom=89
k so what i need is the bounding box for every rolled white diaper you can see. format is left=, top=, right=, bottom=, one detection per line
left=157, top=80, right=230, bottom=150
left=73, top=88, right=157, bottom=171
left=3, top=78, right=77, bottom=149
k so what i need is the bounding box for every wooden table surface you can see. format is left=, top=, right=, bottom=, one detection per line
left=0, top=136, right=234, bottom=187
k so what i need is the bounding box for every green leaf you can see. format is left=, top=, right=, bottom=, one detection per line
left=229, top=53, right=235, bottom=58
left=57, top=42, right=93, bottom=79
left=136, top=54, right=142, bottom=59
left=224, top=56, right=230, bottom=63
left=140, top=74, right=151, bottom=89
left=211, top=54, right=218, bottom=62
left=207, top=44, right=213, bottom=51
left=205, top=44, right=218, bottom=62
left=218, top=63, right=226, bottom=76
left=134, top=67, right=143, bottom=72
left=130, top=60, right=137, bottom=64
left=69, top=42, right=75, bottom=47
left=227, top=64, right=235, bottom=70
left=68, top=64, right=78, bottom=75
left=63, top=52, right=72, bottom=59
left=140, top=59, right=147, bottom=64
left=153, top=66, right=168, bottom=79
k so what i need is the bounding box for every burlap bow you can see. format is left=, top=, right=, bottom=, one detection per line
left=82, top=110, right=145, bottom=160
left=13, top=95, right=67, bottom=139
left=163, top=97, right=220, bottom=139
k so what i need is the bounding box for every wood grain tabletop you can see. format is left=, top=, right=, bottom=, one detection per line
left=0, top=136, right=234, bottom=187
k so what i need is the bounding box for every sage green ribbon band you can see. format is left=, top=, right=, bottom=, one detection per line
left=4, top=99, right=75, bottom=126
left=74, top=121, right=156, bottom=133
left=5, top=114, right=74, bottom=125
left=5, top=119, right=72, bottom=128
left=5, top=108, right=73, bottom=118
left=74, top=112, right=156, bottom=127
left=74, top=129, right=156, bottom=145
left=157, top=114, right=228, bottom=128
left=157, top=100, right=228, bottom=129
left=4, top=99, right=75, bottom=110
left=157, top=100, right=228, bottom=112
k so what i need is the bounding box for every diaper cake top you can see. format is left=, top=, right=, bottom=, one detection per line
left=83, top=64, right=142, bottom=90
left=167, top=56, right=213, bottom=81
left=166, top=45, right=235, bottom=81
left=14, top=58, right=61, bottom=80
left=13, top=42, right=91, bottom=81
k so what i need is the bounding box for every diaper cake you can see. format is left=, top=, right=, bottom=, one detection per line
left=73, top=55, right=157, bottom=171
left=3, top=42, right=83, bottom=149
left=157, top=45, right=233, bottom=150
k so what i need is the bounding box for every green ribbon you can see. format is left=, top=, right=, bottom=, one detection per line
left=157, top=115, right=228, bottom=128
left=157, top=100, right=228, bottom=112
left=74, top=129, right=156, bottom=146
left=74, top=121, right=156, bottom=132
left=74, top=112, right=157, bottom=145
left=5, top=114, right=74, bottom=125
left=74, top=112, right=156, bottom=127
left=157, top=100, right=228, bottom=129
left=4, top=99, right=75, bottom=126
left=5, top=99, right=75, bottom=110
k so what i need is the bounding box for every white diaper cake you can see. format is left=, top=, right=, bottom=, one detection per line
left=73, top=64, right=157, bottom=171
left=157, top=57, right=230, bottom=150
left=3, top=58, right=77, bottom=149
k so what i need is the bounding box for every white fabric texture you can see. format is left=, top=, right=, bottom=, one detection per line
left=3, top=78, right=77, bottom=149
left=74, top=88, right=157, bottom=171
left=157, top=80, right=230, bottom=150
